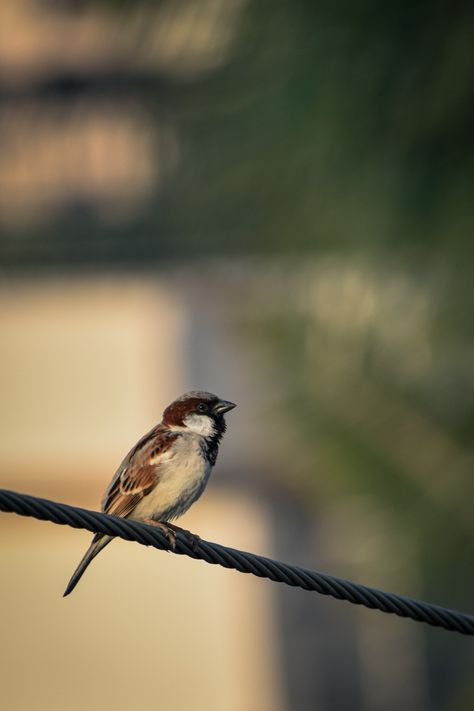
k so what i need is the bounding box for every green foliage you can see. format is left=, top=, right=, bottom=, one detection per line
left=168, top=0, right=474, bottom=256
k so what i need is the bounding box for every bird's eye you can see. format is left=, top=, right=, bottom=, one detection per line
left=197, top=403, right=208, bottom=413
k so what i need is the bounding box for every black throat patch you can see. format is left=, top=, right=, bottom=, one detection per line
left=200, top=417, right=226, bottom=466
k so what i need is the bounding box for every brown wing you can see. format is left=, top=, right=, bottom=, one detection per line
left=104, top=465, right=157, bottom=518
left=101, top=425, right=178, bottom=519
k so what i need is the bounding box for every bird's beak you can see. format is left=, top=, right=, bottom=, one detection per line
left=213, top=399, right=236, bottom=415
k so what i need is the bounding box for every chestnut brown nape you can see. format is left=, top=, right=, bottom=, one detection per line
left=162, top=392, right=219, bottom=427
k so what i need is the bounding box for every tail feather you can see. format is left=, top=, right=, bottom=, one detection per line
left=63, top=534, right=113, bottom=597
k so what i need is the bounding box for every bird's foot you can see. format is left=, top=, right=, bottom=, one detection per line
left=166, top=523, right=201, bottom=553
left=142, top=519, right=177, bottom=550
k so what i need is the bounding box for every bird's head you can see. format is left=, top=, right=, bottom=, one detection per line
left=162, top=391, right=236, bottom=437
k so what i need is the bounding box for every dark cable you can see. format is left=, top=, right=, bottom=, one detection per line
left=0, top=488, right=473, bottom=636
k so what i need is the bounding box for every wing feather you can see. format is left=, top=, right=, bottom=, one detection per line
left=101, top=426, right=178, bottom=518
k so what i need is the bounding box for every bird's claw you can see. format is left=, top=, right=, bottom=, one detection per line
left=143, top=519, right=177, bottom=550
left=143, top=519, right=201, bottom=552
left=166, top=523, right=201, bottom=553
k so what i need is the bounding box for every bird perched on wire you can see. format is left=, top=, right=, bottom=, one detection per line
left=63, top=391, right=236, bottom=596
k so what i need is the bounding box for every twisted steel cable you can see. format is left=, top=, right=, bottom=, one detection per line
left=0, top=488, right=473, bottom=636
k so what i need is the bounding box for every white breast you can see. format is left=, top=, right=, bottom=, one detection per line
left=129, top=433, right=211, bottom=522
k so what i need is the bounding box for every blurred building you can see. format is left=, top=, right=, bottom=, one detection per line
left=0, top=275, right=283, bottom=711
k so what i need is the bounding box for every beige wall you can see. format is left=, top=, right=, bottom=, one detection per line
left=0, top=278, right=186, bottom=493
left=0, top=276, right=282, bottom=711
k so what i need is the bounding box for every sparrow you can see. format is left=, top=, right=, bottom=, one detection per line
left=63, top=391, right=235, bottom=596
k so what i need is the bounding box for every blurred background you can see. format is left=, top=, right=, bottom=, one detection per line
left=0, top=1, right=473, bottom=709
